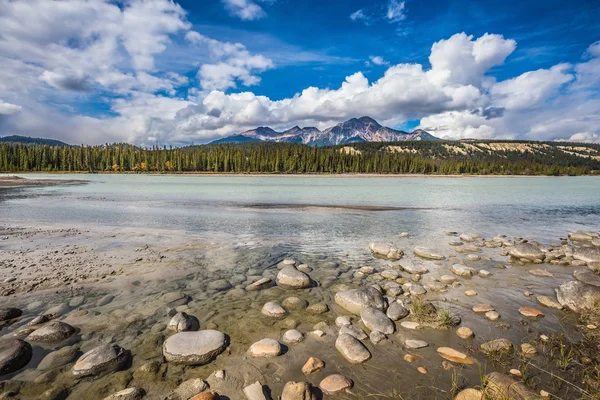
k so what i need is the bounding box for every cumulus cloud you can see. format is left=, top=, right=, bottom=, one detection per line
left=368, top=56, right=390, bottom=66
left=221, top=0, right=266, bottom=20
left=566, top=132, right=600, bottom=144
left=0, top=100, right=22, bottom=115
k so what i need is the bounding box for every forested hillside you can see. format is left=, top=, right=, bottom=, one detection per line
left=1, top=140, right=599, bottom=175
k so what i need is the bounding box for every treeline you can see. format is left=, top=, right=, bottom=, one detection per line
left=0, top=141, right=599, bottom=175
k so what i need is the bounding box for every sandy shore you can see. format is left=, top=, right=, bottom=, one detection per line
left=0, top=175, right=87, bottom=188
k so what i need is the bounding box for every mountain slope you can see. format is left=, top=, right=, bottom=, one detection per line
left=210, top=116, right=438, bottom=146
left=0, top=135, right=70, bottom=146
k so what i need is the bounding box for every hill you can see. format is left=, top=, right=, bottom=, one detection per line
left=0, top=135, right=70, bottom=147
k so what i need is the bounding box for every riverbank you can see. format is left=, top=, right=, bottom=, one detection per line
left=0, top=175, right=87, bottom=188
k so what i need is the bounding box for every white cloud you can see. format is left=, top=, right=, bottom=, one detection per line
left=0, top=100, right=22, bottom=115
left=369, top=56, right=390, bottom=66
left=221, top=0, right=266, bottom=20
left=386, top=0, right=406, bottom=22
left=566, top=132, right=600, bottom=144
left=350, top=9, right=370, bottom=24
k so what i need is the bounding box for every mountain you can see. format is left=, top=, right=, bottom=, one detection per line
left=0, top=135, right=70, bottom=146
left=210, top=116, right=438, bottom=146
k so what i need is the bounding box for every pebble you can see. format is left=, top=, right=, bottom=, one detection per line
left=307, top=303, right=329, bottom=314
left=281, top=381, right=316, bottom=400
left=439, top=275, right=457, bottom=284
left=369, top=330, right=386, bottom=344
left=464, top=290, right=477, bottom=296
left=536, top=295, right=563, bottom=310
left=339, top=324, right=367, bottom=340
left=456, top=327, right=474, bottom=339
left=404, top=354, right=419, bottom=362
left=466, top=254, right=481, bottom=261
left=509, top=368, right=522, bottom=377
left=417, top=366, right=427, bottom=374
left=319, top=374, right=353, bottom=394
left=587, top=324, right=597, bottom=330
left=335, top=316, right=352, bottom=327
left=282, top=297, right=308, bottom=310
left=168, top=312, right=200, bottom=332
left=528, top=269, right=553, bottom=277
left=246, top=278, right=273, bottom=291
left=485, top=311, right=500, bottom=320
left=480, top=338, right=513, bottom=355
left=451, top=264, right=474, bottom=277
left=302, top=357, right=325, bottom=375
left=413, top=247, right=446, bottom=260
left=386, top=302, right=409, bottom=321
left=173, top=379, right=208, bottom=400
left=478, top=270, right=491, bottom=277
left=335, top=287, right=385, bottom=315
left=335, top=333, right=371, bottom=364
left=249, top=339, right=282, bottom=357
left=261, top=302, right=288, bottom=319
left=243, top=382, right=269, bottom=400
left=102, top=387, right=144, bottom=400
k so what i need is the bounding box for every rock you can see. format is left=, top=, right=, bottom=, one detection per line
left=282, top=297, right=308, bottom=310
left=168, top=312, right=200, bottom=332
left=573, top=247, right=600, bottom=265
left=405, top=340, right=428, bottom=349
left=281, top=381, right=317, bottom=400
left=162, top=292, right=191, bottom=307
left=518, top=307, right=544, bottom=318
left=246, top=278, right=273, bottom=291
left=277, top=266, right=311, bottom=289
left=38, top=346, right=79, bottom=371
left=386, top=302, right=409, bottom=321
left=360, top=266, right=375, bottom=274
left=369, top=330, right=386, bottom=344
left=521, top=343, right=537, bottom=357
left=449, top=240, right=463, bottom=246
left=243, top=382, right=269, bottom=400
left=454, top=389, right=483, bottom=400
left=381, top=269, right=402, bottom=280
left=401, top=264, right=429, bottom=274
left=440, top=275, right=457, bottom=284
left=574, top=269, right=600, bottom=287
left=400, top=232, right=409, bottom=238
left=478, top=270, right=491, bottom=278
left=436, top=347, right=476, bottom=364
left=302, top=357, right=324, bottom=375
left=27, top=314, right=51, bottom=327
left=0, top=308, right=22, bottom=322
left=466, top=254, right=481, bottom=262
left=339, top=324, right=367, bottom=340
left=190, top=391, right=219, bottom=400
left=96, top=294, right=115, bottom=306
left=400, top=321, right=420, bottom=330
left=335, top=287, right=385, bottom=315
left=480, top=339, right=513, bottom=355
left=27, top=321, right=76, bottom=342
left=417, top=366, right=427, bottom=374
left=163, top=330, right=227, bottom=365
left=459, top=233, right=478, bottom=242
left=307, top=303, right=329, bottom=314
left=335, top=333, right=371, bottom=364
left=427, top=281, right=447, bottom=292
left=485, top=311, right=500, bottom=321
left=464, top=290, right=477, bottom=296
left=456, top=327, right=474, bottom=339
left=335, top=316, right=352, bottom=327
left=0, top=339, right=32, bottom=376
left=283, top=330, right=304, bottom=344
left=556, top=280, right=600, bottom=312
left=102, top=388, right=144, bottom=400
left=73, top=344, right=130, bottom=377
left=297, top=264, right=312, bottom=272
left=45, top=303, right=70, bottom=318
left=413, top=247, right=445, bottom=260
left=509, top=243, right=545, bottom=261
left=404, top=354, right=419, bottom=362
left=569, top=230, right=598, bottom=242
left=174, top=378, right=208, bottom=400
left=208, top=279, right=232, bottom=291
left=249, top=339, right=282, bottom=357
left=319, top=374, right=353, bottom=394
left=528, top=269, right=553, bottom=277
left=360, top=307, right=395, bottom=334
left=536, top=296, right=563, bottom=310
left=485, top=372, right=539, bottom=399
left=472, top=304, right=494, bottom=313
left=369, top=243, right=402, bottom=260
left=451, top=264, right=474, bottom=277
left=261, top=302, right=288, bottom=319
left=404, top=283, right=427, bottom=296
left=281, top=259, right=297, bottom=266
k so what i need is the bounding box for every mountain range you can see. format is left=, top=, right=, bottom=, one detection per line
left=210, top=116, right=438, bottom=146
left=0, top=135, right=70, bottom=147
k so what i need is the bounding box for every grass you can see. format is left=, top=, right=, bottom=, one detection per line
left=408, top=298, right=456, bottom=329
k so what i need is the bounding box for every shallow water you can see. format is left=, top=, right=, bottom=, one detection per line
left=0, top=174, right=599, bottom=399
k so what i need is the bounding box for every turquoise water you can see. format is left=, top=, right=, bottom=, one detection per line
left=1, top=174, right=599, bottom=247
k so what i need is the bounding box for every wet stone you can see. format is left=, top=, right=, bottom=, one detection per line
left=0, top=339, right=32, bottom=376
left=0, top=308, right=22, bottom=322
left=485, top=311, right=500, bottom=321
left=335, top=316, right=352, bottom=327
left=518, top=307, right=544, bottom=318
left=208, top=279, right=232, bottom=291
left=405, top=339, right=428, bottom=349
left=162, top=292, right=191, bottom=307
left=27, top=321, right=76, bottom=342
left=173, top=378, right=208, bottom=400
left=277, top=266, right=311, bottom=289
left=261, top=302, right=288, bottom=319
left=249, top=338, right=282, bottom=357
left=339, top=324, right=368, bottom=340
left=38, top=345, right=79, bottom=371
left=480, top=339, right=513, bottom=355
left=528, top=269, right=553, bottom=278
left=283, top=329, right=304, bottom=344
left=456, top=327, right=474, bottom=339
left=96, top=294, right=115, bottom=306
left=369, top=330, right=386, bottom=344
left=45, top=303, right=70, bottom=318
left=335, top=287, right=385, bottom=315
left=436, top=347, right=476, bottom=364
left=536, top=295, right=563, bottom=310
left=369, top=243, right=402, bottom=260
left=281, top=381, right=317, bottom=400
left=361, top=307, right=395, bottom=334
left=282, top=297, right=308, bottom=310
left=307, top=303, right=329, bottom=314
left=521, top=343, right=537, bottom=357
left=163, top=330, right=227, bottom=365
left=168, top=312, right=200, bottom=332
left=452, top=264, right=474, bottom=277
left=335, top=333, right=371, bottom=364
left=400, top=321, right=420, bottom=330
left=73, top=344, right=130, bottom=377
left=472, top=304, right=494, bottom=313
left=413, top=247, right=445, bottom=260
left=102, top=387, right=145, bottom=400
left=243, top=381, right=269, bottom=400
left=246, top=278, right=273, bottom=291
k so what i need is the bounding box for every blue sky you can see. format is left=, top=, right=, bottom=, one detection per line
left=0, top=0, right=599, bottom=145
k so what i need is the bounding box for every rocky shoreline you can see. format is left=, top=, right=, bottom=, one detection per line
left=0, top=176, right=87, bottom=188
left=1, top=225, right=600, bottom=399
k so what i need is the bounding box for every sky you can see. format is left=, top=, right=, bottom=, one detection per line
left=0, top=0, right=599, bottom=146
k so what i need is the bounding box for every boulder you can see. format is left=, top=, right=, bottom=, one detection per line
left=556, top=280, right=600, bottom=312
left=573, top=247, right=600, bottom=266
left=369, top=243, right=402, bottom=260
left=168, top=312, right=200, bottom=332
left=360, top=307, right=395, bottom=334
left=277, top=266, right=311, bottom=289
left=0, top=339, right=32, bottom=376
left=413, top=247, right=445, bottom=260
left=0, top=307, right=22, bottom=322
left=163, top=330, right=227, bottom=365
left=73, top=344, right=130, bottom=377
left=27, top=321, right=76, bottom=342
left=386, top=302, right=409, bottom=321
left=509, top=243, right=545, bottom=261
left=335, top=333, right=371, bottom=364
left=334, top=287, right=385, bottom=315
left=281, top=381, right=317, bottom=400
left=319, top=374, right=353, bottom=394
left=249, top=339, right=282, bottom=357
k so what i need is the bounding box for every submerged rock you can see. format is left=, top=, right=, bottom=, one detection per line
left=335, top=333, right=371, bottom=364
left=163, top=330, right=227, bottom=365
left=405, top=339, right=428, bottom=349
left=246, top=278, right=273, bottom=291
left=0, top=339, right=32, bottom=376
left=574, top=269, right=600, bottom=287
left=369, top=243, right=402, bottom=260
left=73, top=344, right=130, bottom=377
left=243, top=382, right=269, bottom=400
left=518, top=307, right=544, bottom=318
left=360, top=307, right=395, bottom=334
left=339, top=324, right=368, bottom=340
left=277, top=266, right=311, bottom=289
left=0, top=307, right=22, bottom=322
left=173, top=378, right=208, bottom=400
left=451, top=264, right=474, bottom=277
left=261, top=302, right=288, bottom=319
left=569, top=230, right=598, bottom=242
left=480, top=339, right=513, bottom=355
left=283, top=329, right=304, bottom=344
left=168, top=312, right=200, bottom=332
left=536, top=295, right=563, bottom=310
left=38, top=345, right=79, bottom=371
left=509, top=243, right=545, bottom=262
left=102, top=387, right=144, bottom=400
left=27, top=321, right=76, bottom=342
left=413, top=247, right=445, bottom=260
left=573, top=247, right=600, bottom=266
left=335, top=287, right=385, bottom=315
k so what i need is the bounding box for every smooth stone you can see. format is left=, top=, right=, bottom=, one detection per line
left=536, top=295, right=563, bottom=310
left=440, top=275, right=457, bottom=284
left=464, top=290, right=477, bottom=296
left=302, top=357, right=324, bottom=375
left=459, top=233, right=479, bottom=242
left=480, top=339, right=513, bottom=355
left=400, top=321, right=420, bottom=330
left=509, top=243, right=545, bottom=261
left=174, top=378, right=208, bottom=400
left=102, top=387, right=144, bottom=400
left=0, top=339, right=32, bottom=376
left=456, top=327, right=474, bottom=339
left=521, top=343, right=537, bottom=356
left=28, top=315, right=51, bottom=327
left=454, top=388, right=484, bottom=400
left=405, top=339, right=428, bottom=349
left=339, top=324, right=367, bottom=340
left=381, top=269, right=402, bottom=280
left=277, top=266, right=311, bottom=289
left=162, top=292, right=191, bottom=307
left=369, top=243, right=402, bottom=260
left=27, top=321, right=76, bottom=342
left=417, top=366, right=427, bottom=374
left=335, top=316, right=352, bottom=327
left=319, top=374, right=353, bottom=394
left=478, top=270, right=491, bottom=278
left=335, top=333, right=371, bottom=364
left=574, top=269, right=600, bottom=287
left=436, top=347, right=476, bottom=364
left=401, top=264, right=429, bottom=274
left=519, top=307, right=544, bottom=318
left=528, top=269, right=553, bottom=277
left=307, top=303, right=329, bottom=314
left=45, top=303, right=70, bottom=318
left=249, top=339, right=282, bottom=357
left=360, top=307, right=394, bottom=334
left=413, top=247, right=445, bottom=260
left=281, top=259, right=297, bottom=266
left=466, top=254, right=481, bottom=262
left=243, top=382, right=269, bottom=400
left=369, top=330, right=386, bottom=344
left=37, top=346, right=79, bottom=371
left=281, top=381, right=317, bottom=400
left=334, top=287, right=385, bottom=315
left=404, top=283, right=427, bottom=296
left=282, top=297, right=309, bottom=310
left=163, top=330, right=227, bottom=365
left=283, top=329, right=304, bottom=344
left=451, top=264, right=474, bottom=277
left=569, top=230, right=597, bottom=242
left=208, top=279, right=232, bottom=291
left=168, top=312, right=200, bottom=332
left=472, top=304, right=494, bottom=313
left=386, top=302, right=409, bottom=321
left=73, top=344, right=130, bottom=377
left=246, top=278, right=273, bottom=291
left=485, top=311, right=500, bottom=321
left=0, top=308, right=22, bottom=322
left=399, top=232, right=409, bottom=238
left=261, top=302, right=288, bottom=319
left=426, top=281, right=447, bottom=292
left=96, top=294, right=115, bottom=306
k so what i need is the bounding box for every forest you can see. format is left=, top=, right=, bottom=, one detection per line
left=1, top=140, right=599, bottom=175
